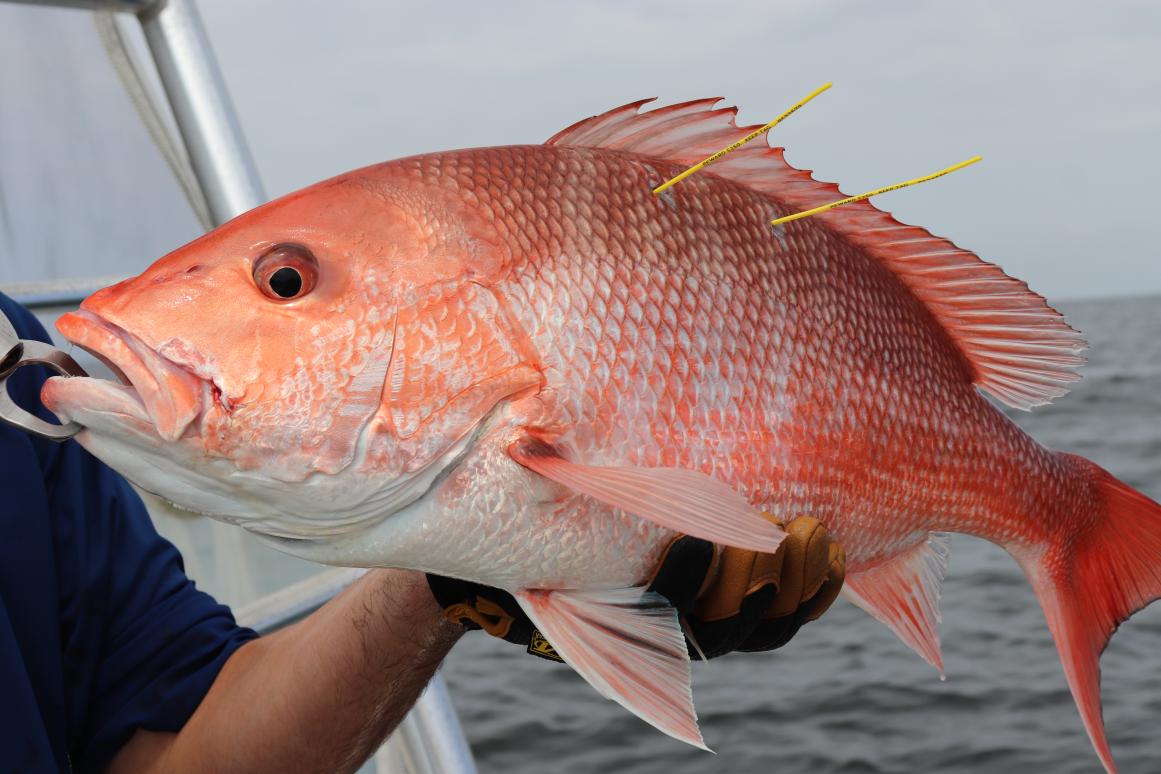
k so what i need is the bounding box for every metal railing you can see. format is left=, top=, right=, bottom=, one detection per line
left=2, top=2, right=478, bottom=771
left=3, top=276, right=128, bottom=310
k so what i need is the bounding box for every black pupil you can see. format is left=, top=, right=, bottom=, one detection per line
left=269, top=267, right=303, bottom=298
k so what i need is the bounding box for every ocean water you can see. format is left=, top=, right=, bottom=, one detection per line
left=438, top=295, right=1161, bottom=774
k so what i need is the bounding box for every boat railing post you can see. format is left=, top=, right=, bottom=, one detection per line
left=136, top=0, right=264, bottom=223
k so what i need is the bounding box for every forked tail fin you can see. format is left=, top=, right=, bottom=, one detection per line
left=1015, top=454, right=1161, bottom=774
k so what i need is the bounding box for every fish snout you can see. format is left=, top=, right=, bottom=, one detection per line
left=55, top=310, right=206, bottom=442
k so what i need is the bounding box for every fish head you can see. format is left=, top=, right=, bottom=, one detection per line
left=43, top=163, right=541, bottom=539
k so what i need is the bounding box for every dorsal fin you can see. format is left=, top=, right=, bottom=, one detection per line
left=547, top=98, right=1087, bottom=409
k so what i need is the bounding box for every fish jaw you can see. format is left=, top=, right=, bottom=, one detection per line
left=42, top=358, right=472, bottom=542
left=42, top=378, right=262, bottom=522
left=48, top=310, right=206, bottom=442
left=41, top=309, right=255, bottom=519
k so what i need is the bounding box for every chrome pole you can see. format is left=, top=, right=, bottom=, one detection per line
left=137, top=0, right=265, bottom=222
left=377, top=676, right=479, bottom=774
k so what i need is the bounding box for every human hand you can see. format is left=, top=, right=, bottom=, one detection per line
left=426, top=515, right=845, bottom=660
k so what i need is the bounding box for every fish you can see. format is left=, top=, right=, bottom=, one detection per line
left=41, top=97, right=1161, bottom=771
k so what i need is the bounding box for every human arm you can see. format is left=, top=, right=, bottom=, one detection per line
left=108, top=569, right=462, bottom=774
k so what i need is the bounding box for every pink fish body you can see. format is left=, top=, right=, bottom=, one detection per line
left=43, top=98, right=1161, bottom=771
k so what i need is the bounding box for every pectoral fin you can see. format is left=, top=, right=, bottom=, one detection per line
left=509, top=437, right=784, bottom=553
left=516, top=586, right=708, bottom=750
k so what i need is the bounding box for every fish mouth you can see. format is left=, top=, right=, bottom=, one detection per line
left=45, top=310, right=207, bottom=442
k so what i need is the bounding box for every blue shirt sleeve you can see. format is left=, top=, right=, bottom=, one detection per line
left=0, top=295, right=258, bottom=772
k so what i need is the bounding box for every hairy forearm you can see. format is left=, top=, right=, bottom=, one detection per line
left=109, top=569, right=463, bottom=774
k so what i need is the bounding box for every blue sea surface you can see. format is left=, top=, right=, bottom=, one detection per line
left=440, top=295, right=1161, bottom=773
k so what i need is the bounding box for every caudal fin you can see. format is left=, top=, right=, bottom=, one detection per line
left=1015, top=454, right=1161, bottom=774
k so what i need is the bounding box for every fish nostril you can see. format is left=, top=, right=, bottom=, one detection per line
left=185, top=264, right=204, bottom=275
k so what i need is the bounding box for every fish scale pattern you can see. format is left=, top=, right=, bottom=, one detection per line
left=374, top=143, right=1090, bottom=570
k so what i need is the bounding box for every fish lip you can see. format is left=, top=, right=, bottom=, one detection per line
left=54, top=310, right=207, bottom=442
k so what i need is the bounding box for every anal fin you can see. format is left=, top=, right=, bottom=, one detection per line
left=516, top=586, right=707, bottom=750
left=842, top=532, right=951, bottom=676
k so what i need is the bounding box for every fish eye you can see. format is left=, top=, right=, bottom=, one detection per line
left=253, top=243, right=319, bottom=301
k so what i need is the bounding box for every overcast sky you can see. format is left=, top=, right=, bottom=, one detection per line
left=1, top=1, right=1158, bottom=301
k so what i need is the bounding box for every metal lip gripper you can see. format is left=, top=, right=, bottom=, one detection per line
left=0, top=310, right=87, bottom=441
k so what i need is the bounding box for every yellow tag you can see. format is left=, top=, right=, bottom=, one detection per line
left=770, top=156, right=982, bottom=226
left=527, top=629, right=565, bottom=662
left=652, top=83, right=832, bottom=195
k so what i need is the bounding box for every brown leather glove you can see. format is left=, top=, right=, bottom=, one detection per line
left=653, top=515, right=846, bottom=657
left=426, top=515, right=845, bottom=660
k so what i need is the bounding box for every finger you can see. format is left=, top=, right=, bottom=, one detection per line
left=801, top=542, right=846, bottom=623
left=687, top=583, right=779, bottom=658
left=649, top=535, right=716, bottom=613
left=740, top=539, right=843, bottom=650
left=693, top=544, right=781, bottom=622
left=767, top=516, right=830, bottom=617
